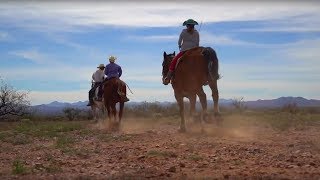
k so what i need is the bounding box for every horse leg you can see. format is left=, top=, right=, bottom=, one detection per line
left=112, top=103, right=117, bottom=121
left=101, top=104, right=106, bottom=119
left=175, top=93, right=186, bottom=132
left=197, top=88, right=207, bottom=133
left=188, top=94, right=196, bottom=122
left=105, top=103, right=111, bottom=123
left=110, top=102, right=118, bottom=130
left=119, top=102, right=124, bottom=125
left=91, top=105, right=97, bottom=122
left=208, top=79, right=222, bottom=125
left=208, top=79, right=220, bottom=115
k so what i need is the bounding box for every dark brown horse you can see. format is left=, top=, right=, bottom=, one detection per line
left=103, top=78, right=127, bottom=129
left=162, top=47, right=220, bottom=132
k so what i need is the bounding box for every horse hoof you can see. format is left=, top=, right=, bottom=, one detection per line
left=214, top=115, right=223, bottom=127
left=203, top=114, right=212, bottom=124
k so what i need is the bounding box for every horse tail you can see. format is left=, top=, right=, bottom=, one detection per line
left=202, top=47, right=220, bottom=80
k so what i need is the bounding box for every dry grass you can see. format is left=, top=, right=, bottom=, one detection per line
left=0, top=108, right=319, bottom=179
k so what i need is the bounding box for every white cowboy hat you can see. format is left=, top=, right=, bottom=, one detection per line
left=97, top=64, right=105, bottom=68
left=109, top=55, right=117, bottom=62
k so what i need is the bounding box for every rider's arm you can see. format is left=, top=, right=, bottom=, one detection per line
left=118, top=66, right=122, bottom=77
left=178, top=30, right=184, bottom=49
left=92, top=73, right=95, bottom=81
left=104, top=66, right=108, bottom=78
left=195, top=30, right=200, bottom=47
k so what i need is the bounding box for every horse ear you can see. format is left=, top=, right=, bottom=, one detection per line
left=163, top=51, right=167, bottom=57
left=173, top=51, right=175, bottom=56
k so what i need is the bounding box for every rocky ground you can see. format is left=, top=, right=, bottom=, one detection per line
left=0, top=116, right=319, bottom=179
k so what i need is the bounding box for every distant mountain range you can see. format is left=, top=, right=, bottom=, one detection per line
left=31, top=97, right=320, bottom=115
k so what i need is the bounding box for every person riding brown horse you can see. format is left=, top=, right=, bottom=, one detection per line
left=103, top=55, right=129, bottom=126
left=87, top=64, right=105, bottom=106
left=163, top=19, right=200, bottom=85
left=104, top=55, right=129, bottom=102
left=162, top=47, right=220, bottom=132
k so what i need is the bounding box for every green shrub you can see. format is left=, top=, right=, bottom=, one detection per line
left=12, top=159, right=28, bottom=175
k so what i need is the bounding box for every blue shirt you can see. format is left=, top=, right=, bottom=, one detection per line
left=104, top=63, right=122, bottom=79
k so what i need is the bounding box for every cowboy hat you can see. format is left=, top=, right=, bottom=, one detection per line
left=109, top=55, right=117, bottom=62
left=97, top=64, right=105, bottom=68
left=183, top=19, right=198, bottom=26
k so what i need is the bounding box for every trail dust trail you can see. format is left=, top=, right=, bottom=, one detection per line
left=120, top=118, right=161, bottom=134
left=89, top=117, right=163, bottom=134
left=183, top=115, right=258, bottom=141
left=91, top=118, right=110, bottom=130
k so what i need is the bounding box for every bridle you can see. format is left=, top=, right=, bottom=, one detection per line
left=162, top=54, right=175, bottom=77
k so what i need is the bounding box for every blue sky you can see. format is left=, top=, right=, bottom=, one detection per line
left=0, top=1, right=319, bottom=105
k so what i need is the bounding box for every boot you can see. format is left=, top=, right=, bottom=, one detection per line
left=122, top=96, right=130, bottom=102
left=87, top=99, right=94, bottom=106
left=163, top=70, right=173, bottom=85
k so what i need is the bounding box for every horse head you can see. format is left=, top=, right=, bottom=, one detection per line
left=162, top=51, right=175, bottom=83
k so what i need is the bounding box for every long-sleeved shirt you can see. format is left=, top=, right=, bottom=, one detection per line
left=92, top=69, right=105, bottom=82
left=178, top=29, right=200, bottom=51
left=104, top=63, right=122, bottom=79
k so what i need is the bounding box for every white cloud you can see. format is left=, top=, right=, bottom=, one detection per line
left=275, top=39, right=320, bottom=63
left=0, top=31, right=11, bottom=41
left=201, top=31, right=255, bottom=46
left=237, top=14, right=320, bottom=32
left=10, top=49, right=52, bottom=64
left=1, top=2, right=319, bottom=31
left=127, top=31, right=256, bottom=46
left=0, top=65, right=92, bottom=83
left=127, top=35, right=177, bottom=42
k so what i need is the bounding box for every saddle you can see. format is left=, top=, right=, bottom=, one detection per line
left=103, top=78, right=129, bottom=102
left=174, top=46, right=220, bottom=83
left=175, top=47, right=204, bottom=69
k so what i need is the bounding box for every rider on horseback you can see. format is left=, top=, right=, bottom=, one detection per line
left=87, top=64, right=105, bottom=106
left=163, top=19, right=200, bottom=85
left=105, top=55, right=129, bottom=102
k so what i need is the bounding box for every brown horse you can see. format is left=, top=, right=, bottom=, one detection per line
left=162, top=47, right=220, bottom=132
left=103, top=78, right=127, bottom=129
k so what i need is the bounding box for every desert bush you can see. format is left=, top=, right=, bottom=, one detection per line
left=12, top=159, right=28, bottom=175
left=63, top=107, right=81, bottom=121
left=231, top=97, right=247, bottom=113
left=281, top=102, right=299, bottom=114
left=124, top=101, right=179, bottom=118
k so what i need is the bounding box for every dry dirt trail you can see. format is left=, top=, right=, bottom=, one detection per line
left=1, top=118, right=320, bottom=179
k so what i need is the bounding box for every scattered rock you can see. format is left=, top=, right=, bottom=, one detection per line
left=309, top=162, right=316, bottom=167
left=179, top=162, right=186, bottom=168
left=168, top=166, right=176, bottom=173
left=137, top=155, right=145, bottom=160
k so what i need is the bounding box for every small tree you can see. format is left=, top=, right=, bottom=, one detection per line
left=0, top=79, right=30, bottom=121
left=282, top=102, right=299, bottom=114
left=63, top=107, right=81, bottom=121
left=231, top=97, right=247, bottom=113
